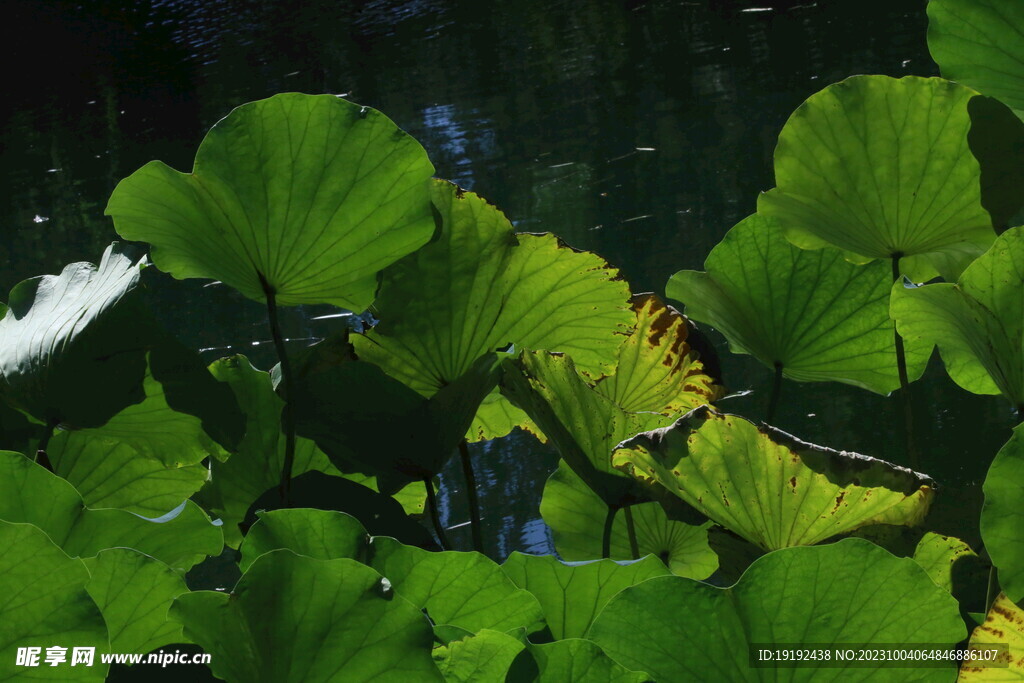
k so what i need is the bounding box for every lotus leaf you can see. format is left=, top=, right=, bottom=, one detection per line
left=927, top=0, right=1024, bottom=119
left=959, top=592, right=1024, bottom=679
left=589, top=539, right=964, bottom=682
left=891, top=227, right=1024, bottom=408
left=239, top=508, right=368, bottom=572
left=613, top=409, right=934, bottom=550
left=171, top=550, right=441, bottom=682
left=981, top=423, right=1024, bottom=605
left=501, top=552, right=670, bottom=639
left=529, top=639, right=651, bottom=683
left=502, top=295, right=715, bottom=505
left=353, top=179, right=634, bottom=442
left=667, top=213, right=929, bottom=394
left=540, top=462, right=718, bottom=578
left=83, top=548, right=188, bottom=654
left=758, top=75, right=996, bottom=281
left=106, top=93, right=436, bottom=309
left=432, top=629, right=525, bottom=682
left=0, top=450, right=221, bottom=570
left=0, top=520, right=108, bottom=681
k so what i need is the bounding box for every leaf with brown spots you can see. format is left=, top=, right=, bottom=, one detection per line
left=960, top=592, right=1024, bottom=679
left=613, top=408, right=935, bottom=551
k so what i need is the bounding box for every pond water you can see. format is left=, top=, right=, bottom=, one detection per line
left=2, top=0, right=1014, bottom=559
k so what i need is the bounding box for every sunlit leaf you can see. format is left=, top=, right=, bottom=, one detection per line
left=758, top=75, right=997, bottom=281
left=614, top=409, right=934, bottom=551
left=107, top=93, right=436, bottom=309
left=982, top=423, right=1024, bottom=606
left=529, top=639, right=651, bottom=683
left=959, top=592, right=1024, bottom=679
left=433, top=630, right=525, bottom=682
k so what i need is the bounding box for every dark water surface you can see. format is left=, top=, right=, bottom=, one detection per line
left=2, top=0, right=1014, bottom=559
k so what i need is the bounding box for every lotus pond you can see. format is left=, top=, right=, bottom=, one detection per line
left=4, top=0, right=1024, bottom=681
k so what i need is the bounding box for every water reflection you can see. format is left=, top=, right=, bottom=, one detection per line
left=2, top=0, right=1008, bottom=560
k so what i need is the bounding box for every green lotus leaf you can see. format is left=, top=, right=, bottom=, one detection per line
left=502, top=295, right=715, bottom=506
left=541, top=462, right=718, bottom=579
left=928, top=0, right=1024, bottom=119
left=959, top=592, right=1024, bottom=678
left=353, top=179, right=634, bottom=442
left=196, top=355, right=422, bottom=546
left=106, top=93, right=436, bottom=309
left=982, top=423, right=1024, bottom=605
left=758, top=75, right=996, bottom=282
left=529, top=639, right=651, bottom=683
left=0, top=450, right=220, bottom=570
left=432, top=629, right=525, bottom=682
left=83, top=548, right=188, bottom=654
left=0, top=521, right=109, bottom=681
left=367, top=537, right=544, bottom=635
left=589, top=538, right=964, bottom=682
left=0, top=243, right=148, bottom=430
left=171, top=550, right=441, bottom=682
left=285, top=332, right=500, bottom=488
left=912, top=532, right=986, bottom=598
left=239, top=508, right=368, bottom=572
left=667, top=213, right=930, bottom=394
left=613, top=409, right=934, bottom=551
left=468, top=390, right=545, bottom=444
left=48, top=432, right=207, bottom=517
left=501, top=552, right=670, bottom=640
left=891, top=227, right=1024, bottom=408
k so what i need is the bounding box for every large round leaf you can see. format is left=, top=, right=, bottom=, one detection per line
left=981, top=423, right=1024, bottom=606
left=106, top=93, right=436, bottom=308
left=667, top=214, right=930, bottom=394
left=589, top=539, right=965, bottom=682
left=353, top=179, right=635, bottom=441
left=239, top=508, right=368, bottom=572
left=501, top=295, right=715, bottom=505
left=83, top=548, right=189, bottom=655
left=891, top=227, right=1024, bottom=408
left=0, top=450, right=221, bottom=570
left=501, top=552, right=670, bottom=640
left=0, top=520, right=108, bottom=681
left=613, top=409, right=934, bottom=551
left=171, top=550, right=441, bottom=682
left=928, top=0, right=1024, bottom=119
left=540, top=461, right=718, bottom=579
left=758, top=75, right=996, bottom=281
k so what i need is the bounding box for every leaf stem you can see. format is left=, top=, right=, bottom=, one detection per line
left=260, top=274, right=296, bottom=506
left=458, top=440, right=483, bottom=553
left=891, top=255, right=918, bottom=469
left=985, top=564, right=996, bottom=614
left=767, top=361, right=783, bottom=424
left=624, top=505, right=640, bottom=560
left=602, top=505, right=618, bottom=559
left=424, top=476, right=448, bottom=550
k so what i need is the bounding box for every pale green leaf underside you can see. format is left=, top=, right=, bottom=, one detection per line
left=0, top=521, right=108, bottom=682
left=433, top=630, right=525, bottom=682
left=589, top=539, right=964, bottom=682
left=758, top=75, right=994, bottom=282
left=614, top=410, right=934, bottom=551
left=106, top=93, right=436, bottom=309
left=668, top=214, right=929, bottom=394
left=541, top=461, right=718, bottom=579
left=891, top=226, right=1024, bottom=406
left=928, top=0, right=1024, bottom=118
left=171, top=550, right=441, bottom=682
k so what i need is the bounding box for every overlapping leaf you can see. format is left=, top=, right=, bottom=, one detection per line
left=239, top=508, right=367, bottom=572
left=0, top=521, right=109, bottom=681
left=432, top=630, right=525, bottom=682
left=172, top=550, right=441, bottom=682
left=529, top=639, right=650, bottom=683
left=758, top=75, right=997, bottom=281
left=502, top=295, right=715, bottom=505
left=959, top=593, right=1024, bottom=679
left=667, top=214, right=929, bottom=394
left=613, top=409, right=934, bottom=550
left=891, top=227, right=1024, bottom=408
left=540, top=462, right=718, bottom=579
left=0, top=450, right=221, bottom=570
left=589, top=539, right=964, bottom=682
left=353, top=179, right=634, bottom=442
left=501, top=553, right=670, bottom=640
left=106, top=93, right=436, bottom=309
left=928, top=0, right=1024, bottom=119
left=981, top=424, right=1024, bottom=606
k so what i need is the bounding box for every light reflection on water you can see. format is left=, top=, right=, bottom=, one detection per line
left=2, top=0, right=1013, bottom=561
